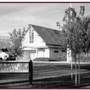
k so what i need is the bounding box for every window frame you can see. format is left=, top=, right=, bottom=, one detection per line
left=29, top=29, right=34, bottom=43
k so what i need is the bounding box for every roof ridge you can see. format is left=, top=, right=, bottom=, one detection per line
left=30, top=24, right=59, bottom=31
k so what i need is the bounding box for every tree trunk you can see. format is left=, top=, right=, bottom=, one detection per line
left=72, top=52, right=78, bottom=86
left=71, top=61, right=73, bottom=79
left=77, top=54, right=80, bottom=85
left=75, top=58, right=78, bottom=86
left=67, top=48, right=73, bottom=80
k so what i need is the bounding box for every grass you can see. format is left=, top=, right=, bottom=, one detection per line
left=33, top=62, right=90, bottom=79
left=0, top=62, right=89, bottom=88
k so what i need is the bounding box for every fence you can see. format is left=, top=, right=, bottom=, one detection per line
left=0, top=60, right=33, bottom=85
left=0, top=61, right=29, bottom=72
left=0, top=60, right=90, bottom=86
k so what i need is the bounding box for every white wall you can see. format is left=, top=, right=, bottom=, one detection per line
left=22, top=26, right=47, bottom=49
left=21, top=25, right=49, bottom=60
left=30, top=51, right=37, bottom=60
left=22, top=48, right=50, bottom=60
left=44, top=48, right=50, bottom=58
left=37, top=48, right=50, bottom=58
left=22, top=50, right=30, bottom=60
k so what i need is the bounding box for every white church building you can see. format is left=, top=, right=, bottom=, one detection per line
left=21, top=24, right=71, bottom=62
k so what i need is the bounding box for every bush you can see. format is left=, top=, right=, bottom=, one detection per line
left=6, top=55, right=16, bottom=61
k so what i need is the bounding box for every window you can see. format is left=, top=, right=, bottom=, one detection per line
left=29, top=29, right=34, bottom=43
left=30, top=50, right=36, bottom=53
left=54, top=50, right=59, bottom=53
left=38, top=48, right=45, bottom=52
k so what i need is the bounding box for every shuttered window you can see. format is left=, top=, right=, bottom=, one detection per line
left=54, top=50, right=59, bottom=53
left=29, top=29, right=34, bottom=43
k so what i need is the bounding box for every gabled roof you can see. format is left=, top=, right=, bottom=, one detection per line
left=30, top=24, right=65, bottom=46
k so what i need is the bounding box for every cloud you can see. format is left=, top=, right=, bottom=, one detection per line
left=0, top=3, right=65, bottom=36
left=0, top=3, right=90, bottom=36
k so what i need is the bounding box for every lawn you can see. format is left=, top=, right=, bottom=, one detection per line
left=0, top=62, right=89, bottom=87
left=33, top=62, right=90, bottom=80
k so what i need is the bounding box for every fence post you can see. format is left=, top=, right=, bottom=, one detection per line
left=29, top=59, right=33, bottom=85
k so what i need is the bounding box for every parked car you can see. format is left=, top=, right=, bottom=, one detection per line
left=6, top=54, right=16, bottom=61
left=0, top=51, right=9, bottom=60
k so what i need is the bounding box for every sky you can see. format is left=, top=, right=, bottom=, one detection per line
left=0, top=3, right=90, bottom=36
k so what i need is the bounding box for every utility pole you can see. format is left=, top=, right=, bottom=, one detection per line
left=29, top=59, right=33, bottom=85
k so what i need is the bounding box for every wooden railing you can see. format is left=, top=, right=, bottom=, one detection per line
left=0, top=60, right=33, bottom=85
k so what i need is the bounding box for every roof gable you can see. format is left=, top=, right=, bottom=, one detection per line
left=30, top=24, right=65, bottom=46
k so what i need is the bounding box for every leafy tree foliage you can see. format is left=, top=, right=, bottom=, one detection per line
left=62, top=6, right=90, bottom=85
left=9, top=27, right=26, bottom=59
left=63, top=6, right=90, bottom=60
